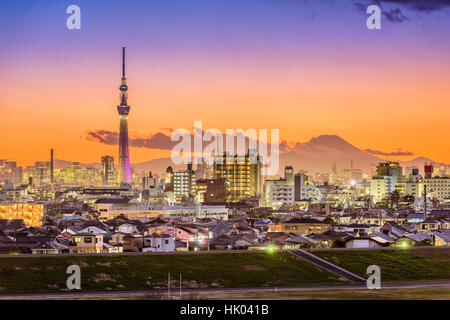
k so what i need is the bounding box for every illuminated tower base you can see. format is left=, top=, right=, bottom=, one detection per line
left=118, top=114, right=131, bottom=184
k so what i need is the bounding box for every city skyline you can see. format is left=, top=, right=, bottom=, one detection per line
left=1, top=0, right=450, bottom=167
left=2, top=1, right=450, bottom=303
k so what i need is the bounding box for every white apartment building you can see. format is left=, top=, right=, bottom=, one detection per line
left=424, top=177, right=450, bottom=201
left=370, top=176, right=394, bottom=204
left=173, top=171, right=195, bottom=199
left=265, top=183, right=294, bottom=209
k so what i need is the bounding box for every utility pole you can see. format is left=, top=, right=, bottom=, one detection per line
left=168, top=272, right=170, bottom=300
left=424, top=184, right=427, bottom=218
left=179, top=274, right=182, bottom=299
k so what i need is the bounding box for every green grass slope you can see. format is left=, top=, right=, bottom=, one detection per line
left=0, top=251, right=345, bottom=294
left=313, top=247, right=450, bottom=282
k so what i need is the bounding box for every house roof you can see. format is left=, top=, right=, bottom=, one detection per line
left=95, top=198, right=129, bottom=204
left=337, top=224, right=374, bottom=228
left=33, top=241, right=68, bottom=251
left=148, top=233, right=172, bottom=238
left=404, top=232, right=432, bottom=242
left=371, top=231, right=394, bottom=242
left=15, top=236, right=53, bottom=244
left=422, top=218, right=439, bottom=224
left=74, top=232, right=100, bottom=237
left=311, top=230, right=351, bottom=240
left=407, top=213, right=425, bottom=220
left=145, top=217, right=168, bottom=225
left=0, top=235, right=14, bottom=243
left=282, top=218, right=326, bottom=224
left=78, top=226, right=108, bottom=234
left=431, top=230, right=450, bottom=242
left=343, top=236, right=386, bottom=245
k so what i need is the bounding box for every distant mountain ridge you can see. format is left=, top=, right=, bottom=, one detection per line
left=54, top=135, right=447, bottom=176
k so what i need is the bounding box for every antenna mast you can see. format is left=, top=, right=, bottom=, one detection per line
left=122, top=47, right=126, bottom=79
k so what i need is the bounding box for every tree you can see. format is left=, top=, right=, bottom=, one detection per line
left=86, top=211, right=100, bottom=221
left=418, top=239, right=432, bottom=247
left=323, top=217, right=336, bottom=226
left=401, top=194, right=415, bottom=211
left=380, top=190, right=401, bottom=212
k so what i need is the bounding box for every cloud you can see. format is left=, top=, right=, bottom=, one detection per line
left=365, top=148, right=414, bottom=156
left=383, top=7, right=409, bottom=22
left=353, top=0, right=450, bottom=23
left=378, top=0, right=450, bottom=12
left=85, top=129, right=276, bottom=153
left=86, top=130, right=175, bottom=150
left=86, top=130, right=118, bottom=145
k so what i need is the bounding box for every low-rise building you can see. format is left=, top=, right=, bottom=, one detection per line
left=0, top=203, right=44, bottom=227
left=143, top=233, right=175, bottom=252
left=280, top=218, right=330, bottom=234
left=69, top=233, right=104, bottom=253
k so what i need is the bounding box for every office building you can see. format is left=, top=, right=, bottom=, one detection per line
left=101, top=156, right=116, bottom=186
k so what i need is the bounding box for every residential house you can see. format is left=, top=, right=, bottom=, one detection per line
left=142, top=233, right=175, bottom=252
left=417, top=218, right=441, bottom=232
left=392, top=233, right=432, bottom=247
left=280, top=218, right=330, bottom=234
left=333, top=224, right=379, bottom=237
left=343, top=236, right=388, bottom=248
left=32, top=241, right=68, bottom=254
left=431, top=230, right=450, bottom=246
left=306, top=230, right=351, bottom=248
left=123, top=234, right=143, bottom=252
left=69, top=233, right=104, bottom=253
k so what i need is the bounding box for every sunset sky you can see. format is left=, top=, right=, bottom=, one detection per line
left=1, top=0, right=449, bottom=167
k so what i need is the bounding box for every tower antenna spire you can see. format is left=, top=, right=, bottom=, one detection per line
left=122, top=47, right=126, bottom=79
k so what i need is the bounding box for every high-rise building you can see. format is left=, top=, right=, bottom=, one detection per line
left=376, top=162, right=402, bottom=181
left=173, top=163, right=195, bottom=202
left=164, top=166, right=174, bottom=192
left=101, top=156, right=116, bottom=185
left=284, top=166, right=294, bottom=185
left=263, top=166, right=295, bottom=208
left=294, top=172, right=308, bottom=201
left=195, top=159, right=213, bottom=180
left=424, top=177, right=450, bottom=201
left=202, top=178, right=230, bottom=204
left=117, top=47, right=131, bottom=184
left=214, top=152, right=262, bottom=202
left=370, top=176, right=394, bottom=203
left=35, top=161, right=51, bottom=185
left=0, top=203, right=44, bottom=227
left=424, top=163, right=434, bottom=179
left=50, top=149, right=54, bottom=184
left=0, top=160, right=22, bottom=184
left=370, top=162, right=403, bottom=204
left=65, top=162, right=81, bottom=184
left=143, top=171, right=156, bottom=189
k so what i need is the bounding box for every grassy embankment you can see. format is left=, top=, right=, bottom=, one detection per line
left=313, top=247, right=450, bottom=282
left=0, top=251, right=344, bottom=294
